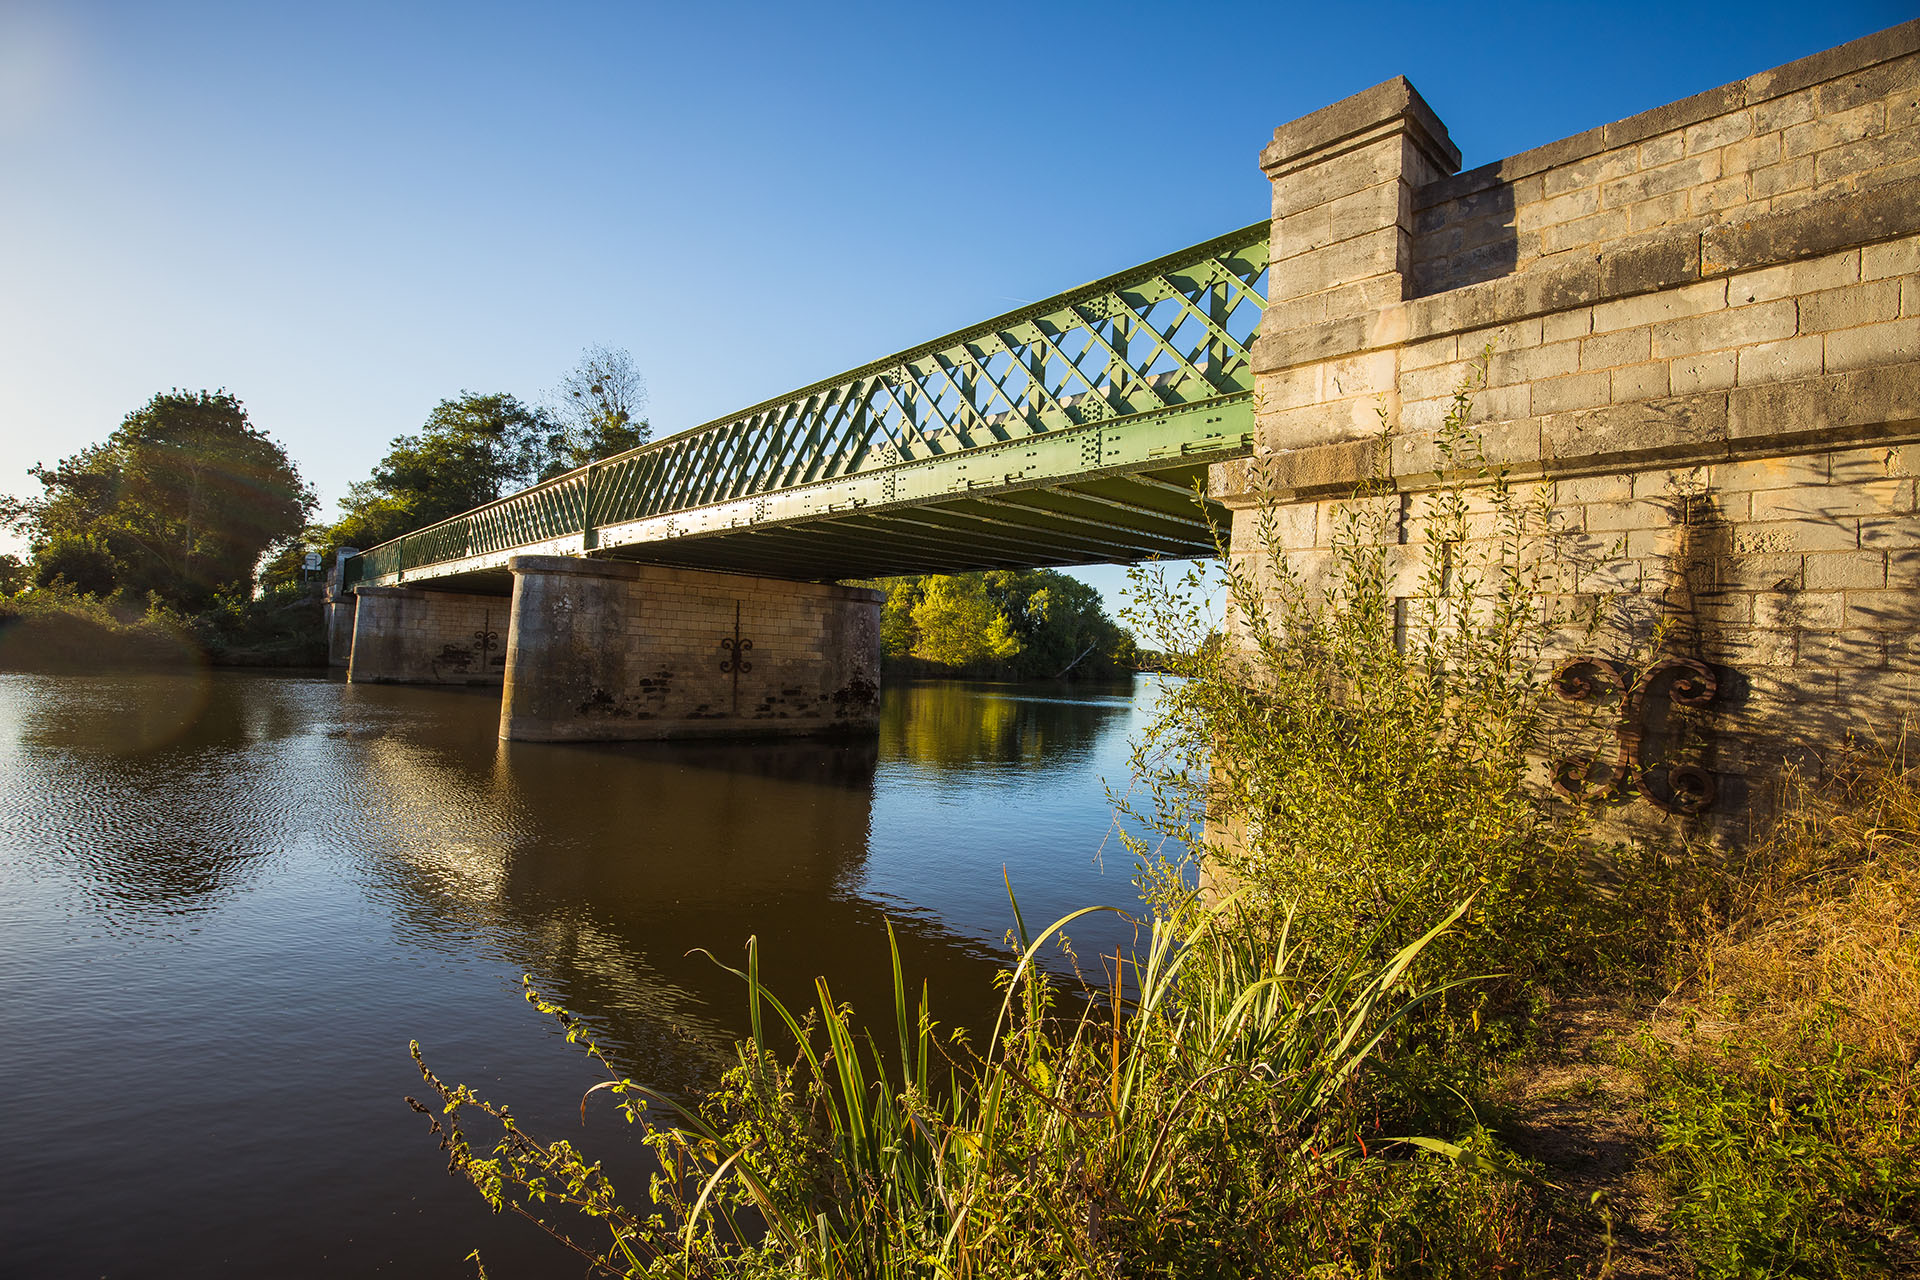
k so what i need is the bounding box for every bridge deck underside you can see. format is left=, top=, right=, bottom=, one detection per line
left=405, top=458, right=1224, bottom=595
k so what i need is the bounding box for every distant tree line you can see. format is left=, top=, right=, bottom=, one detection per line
left=873, top=570, right=1138, bottom=681
left=0, top=346, right=649, bottom=665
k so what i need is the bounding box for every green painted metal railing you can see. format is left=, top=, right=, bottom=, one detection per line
left=350, top=220, right=1268, bottom=585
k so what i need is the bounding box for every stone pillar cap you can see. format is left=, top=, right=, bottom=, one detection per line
left=1261, top=75, right=1460, bottom=177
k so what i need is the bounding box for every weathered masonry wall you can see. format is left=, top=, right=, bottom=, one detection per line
left=1218, top=19, right=1920, bottom=840
left=1410, top=34, right=1919, bottom=298
left=347, top=586, right=510, bottom=685
left=498, top=556, right=881, bottom=742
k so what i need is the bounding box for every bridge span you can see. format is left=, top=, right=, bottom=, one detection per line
left=346, top=222, right=1269, bottom=593
left=332, top=221, right=1270, bottom=742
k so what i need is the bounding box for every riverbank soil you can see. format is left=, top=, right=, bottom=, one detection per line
left=1494, top=994, right=1678, bottom=1278
left=1498, top=750, right=1920, bottom=1277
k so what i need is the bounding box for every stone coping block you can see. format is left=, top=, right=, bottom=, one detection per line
left=1260, top=75, right=1461, bottom=178
left=1414, top=17, right=1920, bottom=211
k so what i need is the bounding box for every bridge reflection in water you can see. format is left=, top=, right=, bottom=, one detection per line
left=342, top=676, right=1145, bottom=1091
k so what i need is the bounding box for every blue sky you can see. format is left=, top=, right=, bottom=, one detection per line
left=2, top=0, right=1910, bottom=613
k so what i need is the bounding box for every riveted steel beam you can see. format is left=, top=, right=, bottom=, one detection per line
left=349, top=221, right=1265, bottom=588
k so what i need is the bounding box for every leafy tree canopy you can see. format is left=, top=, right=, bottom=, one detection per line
left=911, top=575, right=1023, bottom=669
left=4, top=390, right=314, bottom=609
left=305, top=391, right=560, bottom=569
left=873, top=568, right=1137, bottom=680
left=0, top=552, right=31, bottom=596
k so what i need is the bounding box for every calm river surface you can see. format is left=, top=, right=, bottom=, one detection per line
left=0, top=670, right=1167, bottom=1277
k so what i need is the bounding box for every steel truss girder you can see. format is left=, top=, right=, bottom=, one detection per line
left=352, top=222, right=1266, bottom=587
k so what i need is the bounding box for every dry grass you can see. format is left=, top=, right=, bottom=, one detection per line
left=1672, top=736, right=1920, bottom=1075
left=1631, top=735, right=1920, bottom=1276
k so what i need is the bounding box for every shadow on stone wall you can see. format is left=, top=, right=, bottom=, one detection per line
left=1410, top=179, right=1518, bottom=296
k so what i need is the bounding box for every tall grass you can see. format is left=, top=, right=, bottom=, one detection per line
left=411, top=888, right=1554, bottom=1278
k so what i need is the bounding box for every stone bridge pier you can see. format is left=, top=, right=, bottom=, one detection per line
left=496, top=557, right=881, bottom=742
left=345, top=585, right=511, bottom=685
left=344, top=560, right=883, bottom=741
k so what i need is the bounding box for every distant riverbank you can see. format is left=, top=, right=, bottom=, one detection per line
left=0, top=591, right=327, bottom=672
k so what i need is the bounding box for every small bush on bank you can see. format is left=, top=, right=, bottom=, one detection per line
left=1637, top=745, right=1920, bottom=1276
left=190, top=585, right=327, bottom=666
left=1115, top=370, right=1650, bottom=1123
left=0, top=585, right=202, bottom=671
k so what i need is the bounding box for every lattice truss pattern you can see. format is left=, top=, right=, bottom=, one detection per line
left=355, top=222, right=1268, bottom=582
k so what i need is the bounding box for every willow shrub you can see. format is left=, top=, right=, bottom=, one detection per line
left=1120, top=369, right=1618, bottom=1081
left=411, top=893, right=1554, bottom=1278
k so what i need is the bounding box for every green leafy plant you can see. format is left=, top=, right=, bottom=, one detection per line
left=410, top=888, right=1552, bottom=1277
left=1118, top=359, right=1613, bottom=1075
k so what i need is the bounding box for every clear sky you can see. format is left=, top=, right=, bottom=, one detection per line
left=2, top=0, right=1911, bottom=614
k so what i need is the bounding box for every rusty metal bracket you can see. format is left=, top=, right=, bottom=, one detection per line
left=719, top=601, right=754, bottom=715
left=719, top=604, right=753, bottom=676
left=1548, top=654, right=1719, bottom=815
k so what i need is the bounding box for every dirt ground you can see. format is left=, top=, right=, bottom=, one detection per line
left=1491, top=993, right=1682, bottom=1279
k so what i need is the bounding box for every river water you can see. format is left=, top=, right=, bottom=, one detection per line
left=0, top=670, right=1168, bottom=1277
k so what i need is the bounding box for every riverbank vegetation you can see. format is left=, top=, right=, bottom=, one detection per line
left=0, top=349, right=654, bottom=671
left=408, top=363, right=1918, bottom=1275
left=0, top=389, right=328, bottom=670
left=1635, top=751, right=1920, bottom=1275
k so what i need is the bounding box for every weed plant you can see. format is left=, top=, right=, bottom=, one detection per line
left=1117, top=367, right=1625, bottom=1118
left=411, top=892, right=1559, bottom=1278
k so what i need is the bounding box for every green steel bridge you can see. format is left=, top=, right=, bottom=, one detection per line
left=345, top=221, right=1268, bottom=592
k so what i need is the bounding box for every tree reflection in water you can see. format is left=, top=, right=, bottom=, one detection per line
left=881, top=677, right=1135, bottom=771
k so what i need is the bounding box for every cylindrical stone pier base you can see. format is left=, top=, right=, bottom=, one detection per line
left=499, top=556, right=882, bottom=742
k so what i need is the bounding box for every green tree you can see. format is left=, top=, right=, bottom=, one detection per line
left=31, top=532, right=120, bottom=595
left=866, top=569, right=1138, bottom=678
left=5, top=390, right=313, bottom=608
left=910, top=574, right=1022, bottom=668
left=540, top=344, right=650, bottom=480
left=306, top=391, right=561, bottom=568
left=0, top=552, right=27, bottom=595
left=878, top=576, right=926, bottom=658
left=985, top=569, right=1132, bottom=679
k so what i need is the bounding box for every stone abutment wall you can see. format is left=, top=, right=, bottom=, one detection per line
left=1216, top=19, right=1920, bottom=841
